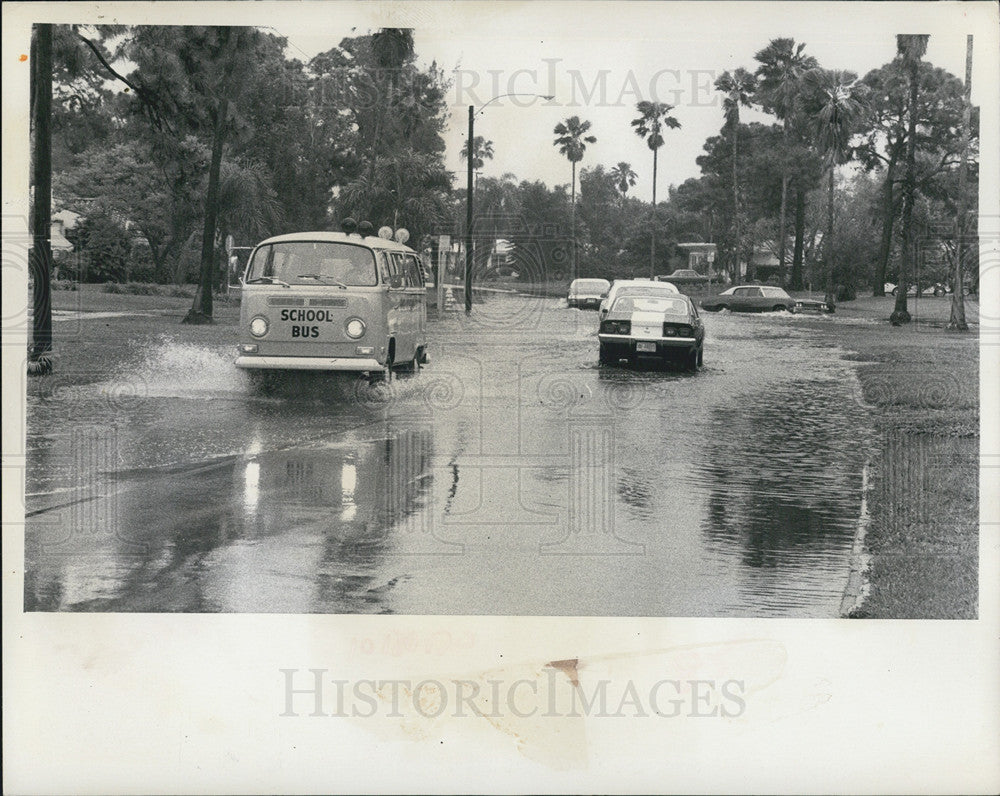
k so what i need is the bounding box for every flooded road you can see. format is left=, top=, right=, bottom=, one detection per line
left=24, top=296, right=876, bottom=616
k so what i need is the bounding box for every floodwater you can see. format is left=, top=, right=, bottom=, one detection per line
left=24, top=296, right=877, bottom=616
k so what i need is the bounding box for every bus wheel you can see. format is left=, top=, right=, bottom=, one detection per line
left=398, top=347, right=421, bottom=373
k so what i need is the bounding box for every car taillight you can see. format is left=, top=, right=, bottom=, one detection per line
left=663, top=323, right=693, bottom=337
left=601, top=320, right=631, bottom=335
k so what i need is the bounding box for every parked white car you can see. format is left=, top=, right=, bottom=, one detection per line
left=599, top=279, right=679, bottom=319
left=567, top=278, right=611, bottom=309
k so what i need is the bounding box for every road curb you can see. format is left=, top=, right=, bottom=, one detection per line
left=840, top=461, right=872, bottom=617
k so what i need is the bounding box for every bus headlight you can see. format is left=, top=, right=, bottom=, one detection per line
left=249, top=316, right=269, bottom=338
left=345, top=318, right=366, bottom=339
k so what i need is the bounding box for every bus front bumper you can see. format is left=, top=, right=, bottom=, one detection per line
left=235, top=355, right=384, bottom=372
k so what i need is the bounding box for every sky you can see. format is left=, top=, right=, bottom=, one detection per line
left=265, top=1, right=995, bottom=198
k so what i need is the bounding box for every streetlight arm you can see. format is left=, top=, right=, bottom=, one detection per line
left=474, top=93, right=554, bottom=117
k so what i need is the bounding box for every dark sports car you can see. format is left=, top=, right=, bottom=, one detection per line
left=598, top=292, right=704, bottom=371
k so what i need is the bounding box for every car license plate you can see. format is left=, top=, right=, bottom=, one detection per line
left=636, top=341, right=656, bottom=353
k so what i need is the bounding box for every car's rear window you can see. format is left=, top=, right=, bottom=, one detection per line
left=612, top=295, right=689, bottom=314
left=573, top=280, right=608, bottom=291
left=616, top=286, right=680, bottom=299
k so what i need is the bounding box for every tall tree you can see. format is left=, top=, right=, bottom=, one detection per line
left=695, top=121, right=786, bottom=279
left=631, top=101, right=681, bottom=277
left=858, top=58, right=968, bottom=295
left=802, top=68, right=868, bottom=309
left=327, top=28, right=450, bottom=233
left=890, top=34, right=930, bottom=325
left=552, top=115, right=597, bottom=278
left=949, top=35, right=973, bottom=331
left=609, top=161, right=639, bottom=256
left=28, top=23, right=54, bottom=375
left=610, top=161, right=638, bottom=206
left=715, top=68, right=757, bottom=281
left=754, top=38, right=818, bottom=288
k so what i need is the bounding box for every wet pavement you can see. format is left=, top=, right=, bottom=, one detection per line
left=24, top=296, right=876, bottom=616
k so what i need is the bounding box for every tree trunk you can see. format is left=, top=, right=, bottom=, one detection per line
left=732, top=125, right=740, bottom=283
left=874, top=163, right=896, bottom=296
left=571, top=160, right=577, bottom=281
left=649, top=149, right=658, bottom=278
left=949, top=35, right=972, bottom=331
left=824, top=163, right=836, bottom=309
left=777, top=174, right=788, bottom=285
left=28, top=23, right=54, bottom=375
left=890, top=60, right=919, bottom=325
left=791, top=184, right=805, bottom=290
left=184, top=96, right=229, bottom=324
left=776, top=120, right=791, bottom=285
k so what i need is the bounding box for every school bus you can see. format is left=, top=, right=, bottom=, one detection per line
left=235, top=231, right=428, bottom=377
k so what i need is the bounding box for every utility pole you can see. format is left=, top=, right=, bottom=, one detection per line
left=463, top=94, right=551, bottom=313
left=28, top=23, right=53, bottom=375
left=464, top=104, right=474, bottom=314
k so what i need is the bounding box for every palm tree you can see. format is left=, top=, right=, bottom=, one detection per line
left=714, top=68, right=757, bottom=282
left=754, top=38, right=818, bottom=288
left=553, top=116, right=597, bottom=278
left=803, top=68, right=868, bottom=309
left=891, top=34, right=930, bottom=325
left=460, top=135, right=495, bottom=171
left=610, top=161, right=638, bottom=206
left=631, top=101, right=681, bottom=277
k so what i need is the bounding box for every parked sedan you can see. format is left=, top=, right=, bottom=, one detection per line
left=567, top=278, right=611, bottom=308
left=598, top=293, right=704, bottom=370
left=701, top=285, right=829, bottom=313
left=656, top=269, right=711, bottom=284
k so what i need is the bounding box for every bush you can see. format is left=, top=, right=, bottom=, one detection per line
left=75, top=212, right=132, bottom=283
left=100, top=282, right=199, bottom=297
left=51, top=279, right=78, bottom=291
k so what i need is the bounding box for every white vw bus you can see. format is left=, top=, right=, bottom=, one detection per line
left=235, top=231, right=428, bottom=377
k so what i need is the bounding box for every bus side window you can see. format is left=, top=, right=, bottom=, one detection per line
left=389, top=252, right=410, bottom=287
left=377, top=251, right=392, bottom=284
left=405, top=255, right=423, bottom=287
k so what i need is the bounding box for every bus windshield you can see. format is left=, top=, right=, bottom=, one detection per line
left=246, top=241, right=378, bottom=286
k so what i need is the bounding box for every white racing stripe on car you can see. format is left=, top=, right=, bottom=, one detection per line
left=630, top=310, right=664, bottom=339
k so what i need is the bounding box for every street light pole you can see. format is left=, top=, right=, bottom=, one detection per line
left=463, top=93, right=553, bottom=315
left=465, top=104, right=474, bottom=313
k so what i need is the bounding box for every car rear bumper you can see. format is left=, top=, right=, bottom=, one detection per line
left=235, top=355, right=384, bottom=372
left=598, top=334, right=698, bottom=356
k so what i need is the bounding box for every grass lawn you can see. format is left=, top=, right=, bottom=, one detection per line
left=792, top=294, right=980, bottom=618
left=30, top=284, right=242, bottom=387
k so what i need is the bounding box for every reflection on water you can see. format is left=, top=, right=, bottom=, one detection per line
left=25, top=427, right=434, bottom=612
left=695, top=379, right=874, bottom=614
